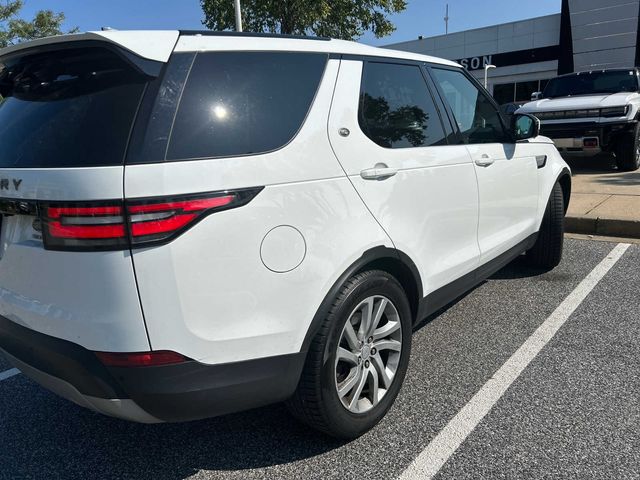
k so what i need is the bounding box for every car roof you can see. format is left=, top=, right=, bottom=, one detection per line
left=553, top=68, right=638, bottom=79
left=0, top=30, right=461, bottom=68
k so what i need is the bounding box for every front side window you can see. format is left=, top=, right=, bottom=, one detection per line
left=431, top=68, right=510, bottom=144
left=166, top=52, right=327, bottom=161
left=359, top=62, right=446, bottom=149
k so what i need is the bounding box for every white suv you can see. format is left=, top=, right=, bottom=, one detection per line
left=519, top=69, right=640, bottom=171
left=0, top=30, right=571, bottom=438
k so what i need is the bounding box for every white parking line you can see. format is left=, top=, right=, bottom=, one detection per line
left=0, top=368, right=20, bottom=381
left=399, top=242, right=631, bottom=480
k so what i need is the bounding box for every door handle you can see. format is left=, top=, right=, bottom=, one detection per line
left=474, top=154, right=495, bottom=167
left=360, top=163, right=398, bottom=180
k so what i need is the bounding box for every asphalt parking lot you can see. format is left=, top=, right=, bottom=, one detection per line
left=1, top=237, right=639, bottom=480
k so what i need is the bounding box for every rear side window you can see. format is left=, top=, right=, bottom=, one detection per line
left=359, top=62, right=446, bottom=149
left=165, top=52, right=327, bottom=161
left=0, top=47, right=149, bottom=168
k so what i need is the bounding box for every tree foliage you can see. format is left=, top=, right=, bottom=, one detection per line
left=201, top=0, right=407, bottom=40
left=0, top=0, right=78, bottom=48
left=361, top=94, right=429, bottom=147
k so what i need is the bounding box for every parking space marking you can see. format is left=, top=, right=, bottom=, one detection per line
left=0, top=368, right=20, bottom=381
left=399, top=242, right=631, bottom=480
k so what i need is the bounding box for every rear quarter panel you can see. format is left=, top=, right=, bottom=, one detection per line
left=125, top=59, right=393, bottom=364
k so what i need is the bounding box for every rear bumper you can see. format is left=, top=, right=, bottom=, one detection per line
left=540, top=120, right=637, bottom=156
left=0, top=315, right=305, bottom=422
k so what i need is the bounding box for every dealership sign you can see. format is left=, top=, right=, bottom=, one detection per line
left=457, top=45, right=560, bottom=71
left=458, top=56, right=494, bottom=70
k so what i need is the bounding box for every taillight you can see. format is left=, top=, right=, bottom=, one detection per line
left=127, top=194, right=235, bottom=246
left=95, top=350, right=190, bottom=367
left=42, top=203, right=128, bottom=250
left=40, top=187, right=262, bottom=251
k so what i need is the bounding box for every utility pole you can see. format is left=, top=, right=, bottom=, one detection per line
left=444, top=4, right=449, bottom=35
left=234, top=0, right=243, bottom=32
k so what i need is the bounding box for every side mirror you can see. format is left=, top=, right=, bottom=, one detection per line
left=531, top=91, right=542, bottom=101
left=512, top=113, right=540, bottom=141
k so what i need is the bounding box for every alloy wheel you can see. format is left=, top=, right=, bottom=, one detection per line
left=334, top=295, right=403, bottom=414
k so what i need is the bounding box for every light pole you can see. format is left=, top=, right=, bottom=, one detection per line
left=234, top=0, right=243, bottom=32
left=484, top=64, right=496, bottom=89
left=444, top=4, right=449, bottom=35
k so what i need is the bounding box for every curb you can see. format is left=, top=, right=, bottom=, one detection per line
left=566, top=216, right=640, bottom=239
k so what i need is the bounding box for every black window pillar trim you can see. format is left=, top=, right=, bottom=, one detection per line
left=419, top=64, right=456, bottom=143
left=423, top=65, right=465, bottom=144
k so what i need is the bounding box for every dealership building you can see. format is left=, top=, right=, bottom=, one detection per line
left=386, top=0, right=640, bottom=105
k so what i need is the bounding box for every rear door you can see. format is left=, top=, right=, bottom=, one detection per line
left=328, top=58, right=481, bottom=297
left=429, top=66, right=539, bottom=263
left=0, top=43, right=156, bottom=352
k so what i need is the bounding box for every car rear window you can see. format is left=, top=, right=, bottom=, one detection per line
left=162, top=51, right=327, bottom=162
left=0, top=46, right=149, bottom=169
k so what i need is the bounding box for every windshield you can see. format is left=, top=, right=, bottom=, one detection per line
left=0, top=46, right=149, bottom=168
left=542, top=70, right=639, bottom=98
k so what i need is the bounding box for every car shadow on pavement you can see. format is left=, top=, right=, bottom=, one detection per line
left=0, top=379, right=346, bottom=479
left=566, top=154, right=640, bottom=183
left=412, top=255, right=551, bottom=333
left=413, top=285, right=482, bottom=333
left=489, top=255, right=552, bottom=280
left=564, top=155, right=616, bottom=174
left=592, top=171, right=640, bottom=186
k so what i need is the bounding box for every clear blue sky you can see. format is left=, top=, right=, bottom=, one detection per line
left=18, top=0, right=561, bottom=45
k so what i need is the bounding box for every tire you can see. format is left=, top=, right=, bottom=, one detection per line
left=526, top=181, right=565, bottom=270
left=287, top=270, right=412, bottom=439
left=615, top=125, right=640, bottom=172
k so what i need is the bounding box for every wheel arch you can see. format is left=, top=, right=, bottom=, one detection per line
left=557, top=168, right=571, bottom=214
left=355, top=251, right=422, bottom=323
left=299, top=246, right=422, bottom=354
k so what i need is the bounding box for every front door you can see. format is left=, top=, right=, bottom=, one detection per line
left=429, top=67, right=539, bottom=263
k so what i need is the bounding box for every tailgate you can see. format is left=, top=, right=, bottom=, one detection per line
left=0, top=41, right=159, bottom=352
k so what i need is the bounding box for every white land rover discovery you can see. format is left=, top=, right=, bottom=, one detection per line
left=518, top=69, right=640, bottom=171
left=0, top=30, right=571, bottom=438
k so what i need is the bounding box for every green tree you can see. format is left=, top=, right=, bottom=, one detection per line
left=201, top=0, right=407, bottom=40
left=0, top=0, right=78, bottom=48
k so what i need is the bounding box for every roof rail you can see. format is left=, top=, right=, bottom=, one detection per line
left=178, top=30, right=331, bottom=41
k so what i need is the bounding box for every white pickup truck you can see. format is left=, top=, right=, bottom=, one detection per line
left=518, top=69, right=640, bottom=171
